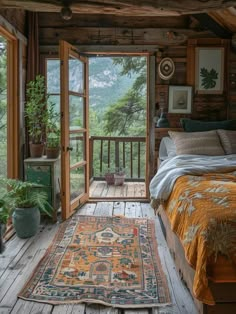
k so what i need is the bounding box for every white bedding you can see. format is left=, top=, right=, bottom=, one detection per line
left=149, top=154, right=236, bottom=201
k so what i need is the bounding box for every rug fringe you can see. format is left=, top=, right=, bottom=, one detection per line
left=18, top=296, right=171, bottom=308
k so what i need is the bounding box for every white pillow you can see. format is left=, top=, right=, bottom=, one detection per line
left=159, top=137, right=176, bottom=160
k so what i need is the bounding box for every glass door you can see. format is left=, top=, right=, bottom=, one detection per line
left=60, top=40, right=89, bottom=220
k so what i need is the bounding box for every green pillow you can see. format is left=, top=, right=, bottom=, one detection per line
left=180, top=118, right=236, bottom=132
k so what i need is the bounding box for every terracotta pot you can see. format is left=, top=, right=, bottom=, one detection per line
left=46, top=147, right=60, bottom=159
left=29, top=143, right=44, bottom=158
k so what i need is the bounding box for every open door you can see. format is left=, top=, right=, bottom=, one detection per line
left=60, top=40, right=89, bottom=220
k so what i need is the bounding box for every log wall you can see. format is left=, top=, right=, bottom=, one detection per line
left=0, top=9, right=26, bottom=35
left=36, top=12, right=236, bottom=123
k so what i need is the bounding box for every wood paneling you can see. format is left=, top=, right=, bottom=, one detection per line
left=1, top=0, right=236, bottom=16
left=0, top=9, right=26, bottom=35
left=38, top=12, right=190, bottom=29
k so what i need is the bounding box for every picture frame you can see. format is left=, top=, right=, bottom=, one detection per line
left=168, top=85, right=192, bottom=114
left=195, top=47, right=224, bottom=94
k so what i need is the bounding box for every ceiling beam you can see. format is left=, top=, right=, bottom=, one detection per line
left=192, top=13, right=232, bottom=39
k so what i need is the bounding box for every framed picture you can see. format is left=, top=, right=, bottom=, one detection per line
left=195, top=47, right=224, bottom=94
left=168, top=85, right=192, bottom=113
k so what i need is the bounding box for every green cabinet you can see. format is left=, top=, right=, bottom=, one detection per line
left=24, top=157, right=60, bottom=221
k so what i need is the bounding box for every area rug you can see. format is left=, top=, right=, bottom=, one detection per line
left=19, top=214, right=171, bottom=308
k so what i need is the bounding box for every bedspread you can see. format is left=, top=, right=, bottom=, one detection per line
left=163, top=172, right=236, bottom=305
left=150, top=154, right=236, bottom=202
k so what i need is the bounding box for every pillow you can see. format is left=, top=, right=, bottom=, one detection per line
left=168, top=130, right=225, bottom=156
left=180, top=118, right=236, bottom=132
left=217, top=129, right=236, bottom=154
left=159, top=137, right=176, bottom=160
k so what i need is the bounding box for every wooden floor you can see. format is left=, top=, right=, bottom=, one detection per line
left=89, top=181, right=146, bottom=198
left=0, top=202, right=197, bottom=314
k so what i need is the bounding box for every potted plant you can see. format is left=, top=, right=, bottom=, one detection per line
left=104, top=168, right=115, bottom=185
left=104, top=167, right=126, bottom=186
left=25, top=75, right=49, bottom=157
left=114, top=167, right=126, bottom=186
left=45, top=102, right=60, bottom=159
left=0, top=178, right=54, bottom=239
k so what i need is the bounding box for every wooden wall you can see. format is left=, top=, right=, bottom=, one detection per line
left=0, top=9, right=26, bottom=35
left=36, top=12, right=236, bottom=124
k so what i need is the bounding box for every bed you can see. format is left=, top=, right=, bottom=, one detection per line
left=150, top=125, right=236, bottom=314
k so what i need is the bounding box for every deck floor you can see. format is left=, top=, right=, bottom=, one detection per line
left=90, top=181, right=146, bottom=198
left=0, top=202, right=197, bottom=314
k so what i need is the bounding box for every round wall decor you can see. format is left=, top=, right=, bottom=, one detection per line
left=158, top=57, right=175, bottom=80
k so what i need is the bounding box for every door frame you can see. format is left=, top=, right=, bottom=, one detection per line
left=0, top=25, right=19, bottom=179
left=87, top=52, right=151, bottom=201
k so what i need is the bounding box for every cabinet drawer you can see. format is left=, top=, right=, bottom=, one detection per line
left=26, top=165, right=51, bottom=185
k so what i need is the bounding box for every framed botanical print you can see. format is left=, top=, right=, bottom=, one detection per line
left=195, top=47, right=224, bottom=94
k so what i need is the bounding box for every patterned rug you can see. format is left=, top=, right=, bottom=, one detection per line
left=19, top=214, right=171, bottom=308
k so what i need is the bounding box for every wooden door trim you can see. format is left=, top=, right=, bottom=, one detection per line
left=0, top=25, right=19, bottom=179
left=60, top=40, right=89, bottom=220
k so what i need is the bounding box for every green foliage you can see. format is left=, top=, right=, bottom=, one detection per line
left=45, top=101, right=60, bottom=148
left=103, top=89, right=146, bottom=136
left=112, top=57, right=147, bottom=92
left=25, top=75, right=49, bottom=144
left=0, top=199, right=9, bottom=224
left=0, top=178, right=53, bottom=217
left=200, top=67, right=218, bottom=89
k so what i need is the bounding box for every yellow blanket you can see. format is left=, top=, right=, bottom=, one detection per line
left=164, top=171, right=236, bottom=305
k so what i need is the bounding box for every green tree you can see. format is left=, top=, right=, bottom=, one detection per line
left=112, top=57, right=147, bottom=92
left=104, top=89, right=145, bottom=136
left=103, top=57, right=147, bottom=136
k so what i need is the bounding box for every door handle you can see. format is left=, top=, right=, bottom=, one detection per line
left=67, top=146, right=73, bottom=151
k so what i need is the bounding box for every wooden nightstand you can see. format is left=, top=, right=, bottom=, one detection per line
left=24, top=156, right=61, bottom=222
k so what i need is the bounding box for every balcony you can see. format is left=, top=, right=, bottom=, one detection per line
left=89, top=135, right=146, bottom=198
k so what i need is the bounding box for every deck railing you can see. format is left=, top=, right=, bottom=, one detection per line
left=89, top=136, right=146, bottom=181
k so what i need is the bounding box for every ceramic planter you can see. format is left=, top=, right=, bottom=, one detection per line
left=12, top=207, right=40, bottom=238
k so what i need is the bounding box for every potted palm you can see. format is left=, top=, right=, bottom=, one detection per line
left=0, top=178, right=54, bottom=238
left=45, top=102, right=60, bottom=159
left=25, top=75, right=49, bottom=157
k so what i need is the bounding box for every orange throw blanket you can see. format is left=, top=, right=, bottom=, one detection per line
left=164, top=171, right=236, bottom=305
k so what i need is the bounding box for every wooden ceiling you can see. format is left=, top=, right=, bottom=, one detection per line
left=0, top=0, right=236, bottom=16
left=1, top=0, right=236, bottom=34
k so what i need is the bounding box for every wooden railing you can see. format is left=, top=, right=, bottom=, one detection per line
left=89, top=136, right=146, bottom=181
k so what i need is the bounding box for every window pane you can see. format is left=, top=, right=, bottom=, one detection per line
left=46, top=59, right=60, bottom=93
left=69, top=95, right=84, bottom=129
left=69, top=57, right=83, bottom=93
left=69, top=133, right=84, bottom=165
left=70, top=166, right=85, bottom=200
left=48, top=95, right=60, bottom=114
left=0, top=36, right=7, bottom=178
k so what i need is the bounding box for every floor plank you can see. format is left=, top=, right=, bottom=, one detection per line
left=125, top=202, right=142, bottom=217
left=90, top=181, right=146, bottom=198
left=113, top=201, right=125, bottom=216
left=94, top=202, right=113, bottom=216
left=52, top=304, right=85, bottom=313
left=0, top=224, right=59, bottom=310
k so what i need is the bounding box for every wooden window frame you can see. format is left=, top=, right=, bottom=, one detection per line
left=0, top=26, right=19, bottom=178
